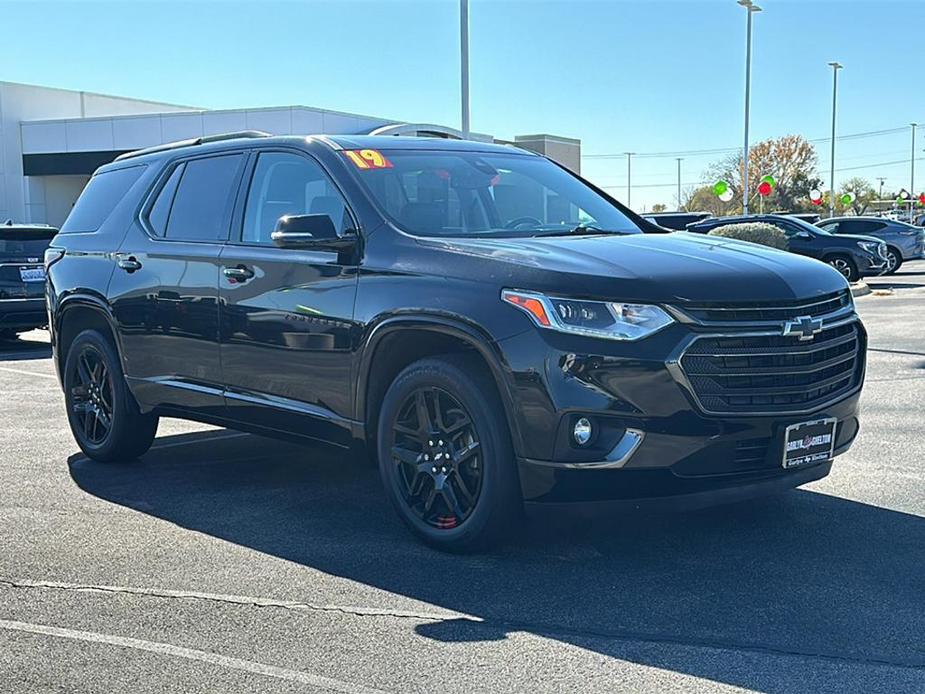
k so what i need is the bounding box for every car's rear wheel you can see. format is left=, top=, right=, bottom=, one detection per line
left=64, top=329, right=158, bottom=462
left=377, top=355, right=520, bottom=552
left=885, top=247, right=902, bottom=274
left=826, top=255, right=859, bottom=282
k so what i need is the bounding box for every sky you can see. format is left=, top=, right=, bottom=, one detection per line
left=2, top=0, right=924, bottom=211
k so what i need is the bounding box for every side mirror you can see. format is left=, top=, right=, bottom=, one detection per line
left=270, top=214, right=356, bottom=252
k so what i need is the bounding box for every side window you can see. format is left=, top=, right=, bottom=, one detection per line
left=242, top=152, right=351, bottom=245
left=162, top=154, right=244, bottom=242
left=817, top=221, right=840, bottom=233
left=60, top=165, right=145, bottom=233
left=147, top=164, right=184, bottom=237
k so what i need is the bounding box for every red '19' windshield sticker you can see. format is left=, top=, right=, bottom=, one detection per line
left=344, top=149, right=393, bottom=170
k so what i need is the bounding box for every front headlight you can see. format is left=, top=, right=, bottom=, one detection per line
left=501, top=289, right=674, bottom=341
left=857, top=241, right=880, bottom=255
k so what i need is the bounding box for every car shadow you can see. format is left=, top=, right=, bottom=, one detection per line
left=68, top=430, right=925, bottom=691
left=0, top=335, right=52, bottom=361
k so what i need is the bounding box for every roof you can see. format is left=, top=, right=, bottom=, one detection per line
left=323, top=134, right=527, bottom=154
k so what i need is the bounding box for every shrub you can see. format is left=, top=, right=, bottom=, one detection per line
left=707, top=222, right=789, bottom=251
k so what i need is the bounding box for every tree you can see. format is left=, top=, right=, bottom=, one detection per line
left=651, top=203, right=668, bottom=213
left=706, top=135, right=824, bottom=213
left=837, top=177, right=876, bottom=216
left=681, top=185, right=738, bottom=216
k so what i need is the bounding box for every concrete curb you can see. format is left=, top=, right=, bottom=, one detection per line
left=850, top=281, right=871, bottom=298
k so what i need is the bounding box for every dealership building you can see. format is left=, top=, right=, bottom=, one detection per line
left=0, top=81, right=580, bottom=228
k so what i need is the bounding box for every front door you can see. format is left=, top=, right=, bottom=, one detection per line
left=218, top=150, right=360, bottom=447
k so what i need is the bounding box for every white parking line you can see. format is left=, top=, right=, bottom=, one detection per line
left=0, top=618, right=388, bottom=694
left=0, top=365, right=57, bottom=380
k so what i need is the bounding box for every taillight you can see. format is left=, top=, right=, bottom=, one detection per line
left=44, top=247, right=64, bottom=271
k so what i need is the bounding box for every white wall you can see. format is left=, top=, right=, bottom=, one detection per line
left=0, top=81, right=192, bottom=223
left=25, top=175, right=89, bottom=227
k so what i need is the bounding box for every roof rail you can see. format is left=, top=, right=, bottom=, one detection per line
left=114, top=130, right=271, bottom=162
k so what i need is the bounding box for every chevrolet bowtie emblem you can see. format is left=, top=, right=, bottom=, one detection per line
left=782, top=315, right=824, bottom=341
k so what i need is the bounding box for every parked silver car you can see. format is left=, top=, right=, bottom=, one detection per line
left=816, top=217, right=925, bottom=273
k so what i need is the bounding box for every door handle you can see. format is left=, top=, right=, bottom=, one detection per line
left=223, top=265, right=254, bottom=283
left=115, top=255, right=142, bottom=273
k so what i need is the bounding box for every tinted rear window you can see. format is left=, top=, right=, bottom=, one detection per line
left=60, top=166, right=145, bottom=233
left=0, top=228, right=57, bottom=256
left=163, top=154, right=243, bottom=242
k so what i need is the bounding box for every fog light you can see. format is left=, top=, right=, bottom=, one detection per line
left=573, top=418, right=593, bottom=446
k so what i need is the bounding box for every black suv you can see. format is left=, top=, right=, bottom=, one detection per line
left=47, top=133, right=867, bottom=550
left=686, top=214, right=888, bottom=282
left=1, top=222, right=56, bottom=340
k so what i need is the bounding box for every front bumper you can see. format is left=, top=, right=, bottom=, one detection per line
left=0, top=298, right=47, bottom=331
left=497, top=311, right=864, bottom=506
left=857, top=253, right=888, bottom=275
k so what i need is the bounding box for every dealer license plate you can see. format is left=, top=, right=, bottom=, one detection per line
left=782, top=418, right=836, bottom=469
left=19, top=267, right=45, bottom=283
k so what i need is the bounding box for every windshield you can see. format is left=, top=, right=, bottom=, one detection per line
left=786, top=216, right=827, bottom=235
left=348, top=149, right=641, bottom=238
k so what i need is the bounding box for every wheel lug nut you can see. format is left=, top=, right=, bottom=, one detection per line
left=438, top=440, right=444, bottom=446
left=428, top=440, right=434, bottom=446
left=431, top=466, right=437, bottom=473
left=424, top=454, right=430, bottom=461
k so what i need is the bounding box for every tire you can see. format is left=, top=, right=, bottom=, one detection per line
left=377, top=354, right=521, bottom=552
left=884, top=247, right=902, bottom=274
left=63, top=329, right=158, bottom=462
left=826, top=255, right=859, bottom=282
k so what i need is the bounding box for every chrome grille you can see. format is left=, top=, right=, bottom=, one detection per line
left=678, top=290, right=850, bottom=324
left=679, top=321, right=863, bottom=415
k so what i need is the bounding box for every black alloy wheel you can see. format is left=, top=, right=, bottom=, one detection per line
left=64, top=329, right=158, bottom=462
left=391, top=386, right=483, bottom=530
left=377, top=355, right=520, bottom=552
left=70, top=345, right=114, bottom=445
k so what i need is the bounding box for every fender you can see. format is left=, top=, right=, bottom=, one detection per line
left=54, top=293, right=123, bottom=381
left=355, top=313, right=526, bottom=456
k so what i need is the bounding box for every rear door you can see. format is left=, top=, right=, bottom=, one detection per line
left=217, top=149, right=360, bottom=446
left=108, top=152, right=246, bottom=413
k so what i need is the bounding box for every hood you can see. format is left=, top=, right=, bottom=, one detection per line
left=420, top=231, right=848, bottom=304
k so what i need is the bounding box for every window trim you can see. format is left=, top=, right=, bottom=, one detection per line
left=137, top=151, right=247, bottom=244
left=228, top=146, right=360, bottom=249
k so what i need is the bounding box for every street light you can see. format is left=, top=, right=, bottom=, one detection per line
left=625, top=152, right=635, bottom=209
left=827, top=61, right=843, bottom=219
left=676, top=157, right=683, bottom=211
left=738, top=0, right=761, bottom=215
left=460, top=0, right=470, bottom=139
left=910, top=123, right=918, bottom=222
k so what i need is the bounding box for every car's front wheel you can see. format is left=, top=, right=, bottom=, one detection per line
left=884, top=247, right=902, bottom=274
left=377, top=355, right=521, bottom=552
left=63, top=329, right=159, bottom=462
left=826, top=254, right=859, bottom=282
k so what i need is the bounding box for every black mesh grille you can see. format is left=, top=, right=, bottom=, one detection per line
left=680, top=290, right=850, bottom=323
left=680, top=322, right=862, bottom=414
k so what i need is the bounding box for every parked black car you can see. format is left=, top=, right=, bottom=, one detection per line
left=642, top=211, right=712, bottom=230
left=815, top=216, right=925, bottom=274
left=686, top=214, right=888, bottom=282
left=47, top=133, right=866, bottom=551
left=0, top=221, right=56, bottom=340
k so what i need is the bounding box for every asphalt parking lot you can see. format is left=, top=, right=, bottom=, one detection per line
left=2, top=262, right=924, bottom=693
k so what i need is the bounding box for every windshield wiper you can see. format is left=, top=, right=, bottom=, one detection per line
left=532, top=224, right=631, bottom=237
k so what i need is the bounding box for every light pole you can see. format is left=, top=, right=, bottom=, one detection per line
left=910, top=123, right=918, bottom=222
left=738, top=0, right=761, bottom=215
left=460, top=0, right=470, bottom=139
left=827, top=61, right=843, bottom=219
left=676, top=157, right=683, bottom=211
left=625, top=152, right=635, bottom=209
